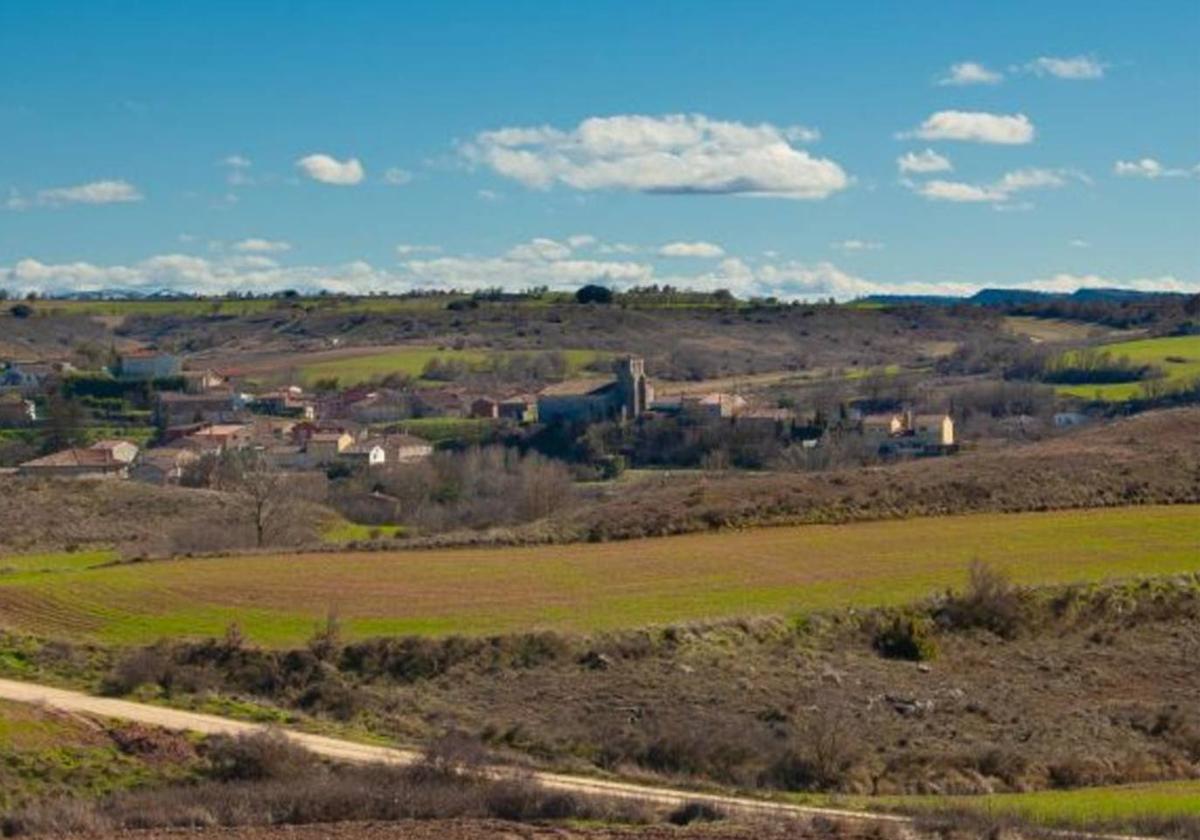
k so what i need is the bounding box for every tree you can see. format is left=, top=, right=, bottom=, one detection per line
left=233, top=454, right=297, bottom=548
left=42, top=393, right=86, bottom=451
left=575, top=284, right=614, bottom=305
left=9, top=303, right=33, bottom=319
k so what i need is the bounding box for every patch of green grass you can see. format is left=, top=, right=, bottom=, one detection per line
left=0, top=549, right=118, bottom=578
left=1055, top=335, right=1200, bottom=401
left=804, top=779, right=1200, bottom=830
left=299, top=346, right=606, bottom=387
left=391, top=416, right=495, bottom=443
left=321, top=520, right=407, bottom=543
left=0, top=506, right=1196, bottom=647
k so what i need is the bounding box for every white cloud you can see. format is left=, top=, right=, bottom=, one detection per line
left=233, top=238, right=291, bottom=254
left=296, top=153, right=365, bottom=185
left=505, top=237, right=574, bottom=261
left=911, top=167, right=1078, bottom=205
left=904, top=111, right=1035, bottom=145
left=1113, top=158, right=1196, bottom=179
left=897, top=149, right=953, bottom=174
left=5, top=246, right=1195, bottom=301
left=658, top=241, right=726, bottom=258
left=832, top=239, right=884, bottom=251
left=395, top=244, right=441, bottom=256
left=24, top=180, right=144, bottom=207
left=1069, top=239, right=1091, bottom=249
left=220, top=155, right=253, bottom=186
left=476, top=189, right=500, bottom=201
left=938, top=61, right=1003, bottom=86
left=463, top=113, right=849, bottom=199
left=383, top=167, right=413, bottom=186
left=567, top=234, right=597, bottom=249
left=1025, top=56, right=1106, bottom=80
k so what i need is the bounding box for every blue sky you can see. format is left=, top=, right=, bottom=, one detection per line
left=1, top=0, right=1197, bottom=299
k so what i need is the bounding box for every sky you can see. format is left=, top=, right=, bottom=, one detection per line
left=1, top=0, right=1198, bottom=300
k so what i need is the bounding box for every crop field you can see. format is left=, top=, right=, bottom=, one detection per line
left=298, top=346, right=606, bottom=386
left=0, top=505, right=1196, bottom=646
left=1056, top=334, right=1200, bottom=401
left=813, top=779, right=1200, bottom=830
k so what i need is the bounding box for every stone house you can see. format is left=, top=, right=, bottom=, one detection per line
left=306, top=431, right=354, bottom=462
left=384, top=433, right=434, bottom=463
left=18, top=448, right=129, bottom=479
left=156, top=391, right=245, bottom=427
left=130, top=447, right=199, bottom=485
left=89, top=439, right=139, bottom=464
left=119, top=350, right=182, bottom=380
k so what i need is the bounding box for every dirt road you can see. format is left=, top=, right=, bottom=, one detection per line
left=0, top=677, right=1160, bottom=839
left=0, top=677, right=893, bottom=824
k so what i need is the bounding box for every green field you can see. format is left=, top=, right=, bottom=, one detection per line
left=0, top=505, right=1196, bottom=646
left=1056, top=334, right=1200, bottom=401
left=299, top=346, right=606, bottom=386
left=808, top=779, right=1200, bottom=831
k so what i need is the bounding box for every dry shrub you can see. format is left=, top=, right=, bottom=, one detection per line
left=202, top=730, right=318, bottom=782
left=762, top=710, right=865, bottom=792
left=667, top=801, right=725, bottom=825
left=937, top=560, right=1029, bottom=639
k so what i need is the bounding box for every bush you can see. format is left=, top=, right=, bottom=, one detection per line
left=938, top=560, right=1029, bottom=639
left=203, top=730, right=318, bottom=782
left=667, top=801, right=725, bottom=825
left=575, top=284, right=614, bottom=305
left=872, top=615, right=939, bottom=661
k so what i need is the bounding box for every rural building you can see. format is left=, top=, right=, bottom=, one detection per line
left=89, top=439, right=139, bottom=464
left=18, top=448, right=129, bottom=479
left=861, top=413, right=905, bottom=440
left=129, top=447, right=199, bottom=485
left=156, top=391, right=245, bottom=427
left=537, top=356, right=653, bottom=424
left=119, top=350, right=182, bottom=380
left=384, top=433, right=434, bottom=463
left=1, top=360, right=76, bottom=394
left=347, top=390, right=412, bottom=424
left=185, top=423, right=252, bottom=452
left=470, top=397, right=500, bottom=419
left=340, top=440, right=387, bottom=467
left=0, top=394, right=37, bottom=426
left=860, top=410, right=955, bottom=451
left=499, top=396, right=537, bottom=423
left=412, top=389, right=466, bottom=418
left=683, top=392, right=747, bottom=419
left=911, top=414, right=955, bottom=447
left=182, top=369, right=228, bottom=394
left=306, top=431, right=354, bottom=462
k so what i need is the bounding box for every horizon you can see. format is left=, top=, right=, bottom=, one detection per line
left=2, top=1, right=1198, bottom=300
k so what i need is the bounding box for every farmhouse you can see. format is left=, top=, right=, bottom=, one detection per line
left=18, top=447, right=129, bottom=479
left=130, top=447, right=199, bottom=485
left=185, top=423, right=252, bottom=452
left=156, top=390, right=245, bottom=427
left=383, top=433, right=434, bottom=463
left=537, top=356, right=652, bottom=424
left=1, top=360, right=76, bottom=394
left=860, top=410, right=955, bottom=451
left=340, top=440, right=387, bottom=467
left=89, top=439, right=139, bottom=464
left=119, top=350, right=182, bottom=380
left=306, top=431, right=354, bottom=462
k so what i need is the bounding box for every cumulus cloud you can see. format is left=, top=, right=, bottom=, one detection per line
left=383, top=167, right=413, bottom=185
left=658, top=240, right=726, bottom=258
left=233, top=238, right=291, bottom=253
left=903, top=111, right=1035, bottom=145
left=938, top=61, right=1003, bottom=86
left=4, top=246, right=1195, bottom=301
left=1113, top=158, right=1196, bottom=179
left=14, top=179, right=145, bottom=208
left=1069, top=239, right=1091, bottom=248
left=220, top=155, right=253, bottom=186
left=462, top=113, right=848, bottom=199
left=395, top=244, right=441, bottom=256
left=505, top=237, right=574, bottom=261
left=831, top=239, right=884, bottom=251
left=897, top=149, right=953, bottom=174
left=911, top=167, right=1078, bottom=205
left=567, top=234, right=597, bottom=249
left=296, top=153, right=365, bottom=185
left=1025, top=55, right=1106, bottom=80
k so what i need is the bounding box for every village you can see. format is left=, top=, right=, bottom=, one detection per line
left=0, top=348, right=958, bottom=483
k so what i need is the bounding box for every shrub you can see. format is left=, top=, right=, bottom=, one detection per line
left=937, top=560, right=1029, bottom=639
left=667, top=801, right=725, bottom=825
left=575, top=284, right=614, bottom=305
left=872, top=614, right=939, bottom=661
left=203, top=730, right=318, bottom=782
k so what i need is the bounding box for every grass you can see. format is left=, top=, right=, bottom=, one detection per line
left=390, top=416, right=495, bottom=443
left=803, top=779, right=1200, bottom=830
left=321, top=520, right=407, bottom=543
left=0, top=505, right=1196, bottom=647
left=1055, top=334, right=1200, bottom=401
left=298, top=346, right=606, bottom=387
left=1003, top=316, right=1120, bottom=343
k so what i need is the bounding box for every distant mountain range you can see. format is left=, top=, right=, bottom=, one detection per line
left=859, top=288, right=1187, bottom=306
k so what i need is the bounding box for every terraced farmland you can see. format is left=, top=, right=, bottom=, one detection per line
left=1, top=505, right=1196, bottom=646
